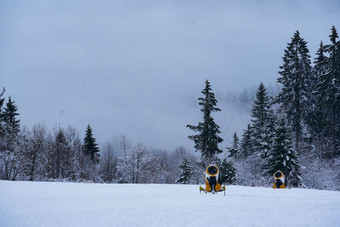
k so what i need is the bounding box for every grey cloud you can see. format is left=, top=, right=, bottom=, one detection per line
left=1, top=0, right=339, bottom=149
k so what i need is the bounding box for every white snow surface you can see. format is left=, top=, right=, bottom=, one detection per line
left=1, top=181, right=340, bottom=227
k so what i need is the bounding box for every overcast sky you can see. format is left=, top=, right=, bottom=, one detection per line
left=1, top=0, right=340, bottom=151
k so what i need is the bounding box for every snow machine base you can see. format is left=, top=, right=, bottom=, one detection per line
left=200, top=185, right=226, bottom=196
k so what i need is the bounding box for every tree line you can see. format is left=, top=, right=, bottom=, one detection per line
left=180, top=26, right=340, bottom=190
left=225, top=26, right=340, bottom=190
left=0, top=93, right=200, bottom=183
left=1, top=26, right=339, bottom=190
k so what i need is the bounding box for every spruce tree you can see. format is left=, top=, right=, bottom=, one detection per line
left=239, top=124, right=254, bottom=159
left=82, top=125, right=100, bottom=163
left=219, top=158, right=236, bottom=185
left=263, top=116, right=301, bottom=187
left=177, top=157, right=193, bottom=184
left=251, top=83, right=272, bottom=129
left=1, top=96, right=21, bottom=180
left=320, top=26, right=340, bottom=157
left=277, top=30, right=312, bottom=153
left=2, top=96, right=20, bottom=153
left=4, top=96, right=20, bottom=136
left=227, top=132, right=239, bottom=159
left=310, top=41, right=329, bottom=138
left=0, top=88, right=6, bottom=149
left=187, top=80, right=223, bottom=165
left=250, top=82, right=275, bottom=159
left=0, top=88, right=5, bottom=122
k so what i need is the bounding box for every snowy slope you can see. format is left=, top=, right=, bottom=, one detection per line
left=1, top=181, right=339, bottom=227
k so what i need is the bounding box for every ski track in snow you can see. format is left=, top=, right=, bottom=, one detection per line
left=0, top=181, right=340, bottom=227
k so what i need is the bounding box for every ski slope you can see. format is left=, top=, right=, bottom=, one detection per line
left=1, top=181, right=339, bottom=227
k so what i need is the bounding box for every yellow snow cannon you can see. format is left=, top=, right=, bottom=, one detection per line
left=273, top=170, right=286, bottom=189
left=199, top=165, right=226, bottom=195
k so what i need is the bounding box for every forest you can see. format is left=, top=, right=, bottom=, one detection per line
left=0, top=26, right=339, bottom=191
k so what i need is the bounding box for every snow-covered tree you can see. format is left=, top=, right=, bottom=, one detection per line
left=63, top=127, right=82, bottom=181
left=0, top=96, right=21, bottom=180
left=54, top=129, right=68, bottom=179
left=100, top=143, right=118, bottom=183
left=263, top=116, right=301, bottom=187
left=177, top=157, right=193, bottom=184
left=0, top=88, right=5, bottom=143
left=239, top=124, right=254, bottom=159
left=167, top=146, right=202, bottom=184
left=308, top=41, right=328, bottom=138
left=187, top=80, right=223, bottom=165
left=251, top=83, right=272, bottom=129
left=227, top=132, right=240, bottom=159
left=3, top=97, right=20, bottom=135
left=23, top=124, right=47, bottom=181
left=250, top=82, right=275, bottom=159
left=0, top=88, right=6, bottom=172
left=82, top=125, right=100, bottom=163
left=219, top=158, right=236, bottom=185
left=318, top=26, right=340, bottom=157
left=277, top=30, right=312, bottom=153
left=118, top=144, right=160, bottom=184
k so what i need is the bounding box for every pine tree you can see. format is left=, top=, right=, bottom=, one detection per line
left=82, top=125, right=100, bottom=163
left=177, top=157, right=193, bottom=184
left=320, top=26, right=340, bottom=157
left=0, top=88, right=6, bottom=150
left=251, top=83, right=272, bottom=129
left=0, top=96, right=21, bottom=180
left=219, top=158, right=236, bottom=185
left=250, top=82, right=275, bottom=159
left=309, top=41, right=329, bottom=138
left=263, top=116, right=301, bottom=187
left=227, top=132, right=239, bottom=159
left=239, top=124, right=254, bottom=159
left=4, top=96, right=20, bottom=136
left=277, top=30, right=312, bottom=153
left=187, top=80, right=223, bottom=165
left=0, top=88, right=5, bottom=121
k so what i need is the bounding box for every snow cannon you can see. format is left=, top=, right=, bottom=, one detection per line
left=199, top=165, right=226, bottom=195
left=273, top=170, right=285, bottom=189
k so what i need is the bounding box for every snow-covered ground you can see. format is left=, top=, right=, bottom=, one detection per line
left=1, top=181, right=339, bottom=227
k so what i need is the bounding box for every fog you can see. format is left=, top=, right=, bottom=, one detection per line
left=1, top=0, right=339, bottom=150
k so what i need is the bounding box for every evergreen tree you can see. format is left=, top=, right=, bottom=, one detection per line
left=277, top=30, right=312, bottom=153
left=251, top=83, right=272, bottom=129
left=82, top=125, right=100, bottom=163
left=0, top=88, right=6, bottom=150
left=309, top=41, right=329, bottom=138
left=177, top=157, right=193, bottom=184
left=319, top=26, right=340, bottom=157
left=0, top=96, right=21, bottom=180
left=4, top=96, right=20, bottom=135
left=227, top=132, right=239, bottom=159
left=314, top=41, right=328, bottom=78
left=187, top=80, right=223, bottom=165
left=54, top=129, right=67, bottom=179
left=219, top=158, right=236, bottom=185
left=250, top=82, right=275, bottom=159
left=263, top=116, right=301, bottom=187
left=239, top=124, right=254, bottom=159
left=0, top=88, right=5, bottom=122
